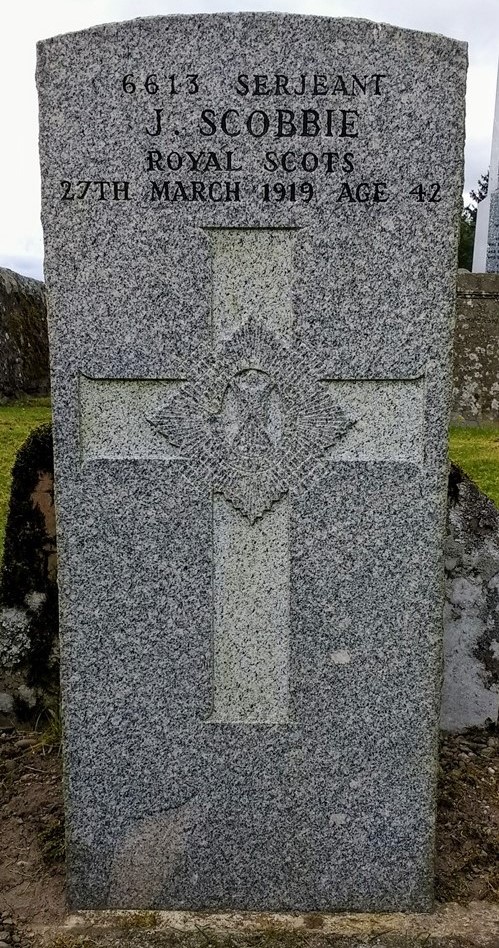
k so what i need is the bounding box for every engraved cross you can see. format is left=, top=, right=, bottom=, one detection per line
left=80, top=228, right=425, bottom=724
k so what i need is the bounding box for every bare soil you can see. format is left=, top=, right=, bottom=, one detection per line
left=436, top=726, right=499, bottom=903
left=0, top=723, right=498, bottom=940
left=0, top=726, right=64, bottom=931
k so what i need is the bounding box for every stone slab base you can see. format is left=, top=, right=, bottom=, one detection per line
left=32, top=903, right=499, bottom=948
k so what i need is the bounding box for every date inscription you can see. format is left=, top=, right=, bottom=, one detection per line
left=61, top=181, right=130, bottom=201
left=55, top=68, right=444, bottom=211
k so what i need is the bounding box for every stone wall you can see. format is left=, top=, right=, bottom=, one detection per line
left=453, top=272, right=499, bottom=424
left=0, top=267, right=49, bottom=400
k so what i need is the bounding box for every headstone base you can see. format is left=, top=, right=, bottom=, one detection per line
left=32, top=905, right=499, bottom=948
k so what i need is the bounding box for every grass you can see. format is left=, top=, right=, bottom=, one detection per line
left=449, top=425, right=499, bottom=508
left=33, top=706, right=63, bottom=756
left=0, top=402, right=498, bottom=561
left=0, top=398, right=51, bottom=553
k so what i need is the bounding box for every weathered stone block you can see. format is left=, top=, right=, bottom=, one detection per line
left=441, top=465, right=499, bottom=730
left=0, top=424, right=58, bottom=718
left=453, top=272, right=499, bottom=424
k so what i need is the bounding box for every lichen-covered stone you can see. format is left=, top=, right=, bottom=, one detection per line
left=453, top=272, right=499, bottom=424
left=0, top=267, right=49, bottom=400
left=441, top=464, right=499, bottom=730
left=0, top=423, right=58, bottom=717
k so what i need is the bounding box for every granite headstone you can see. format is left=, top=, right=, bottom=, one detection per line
left=37, top=14, right=466, bottom=912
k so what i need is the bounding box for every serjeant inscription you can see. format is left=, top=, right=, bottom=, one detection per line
left=58, top=68, right=442, bottom=207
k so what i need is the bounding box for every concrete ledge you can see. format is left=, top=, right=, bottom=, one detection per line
left=457, top=271, right=499, bottom=297
left=32, top=902, right=499, bottom=948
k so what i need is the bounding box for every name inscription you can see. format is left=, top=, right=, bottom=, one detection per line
left=56, top=69, right=442, bottom=207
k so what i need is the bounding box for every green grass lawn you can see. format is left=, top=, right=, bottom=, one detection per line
left=449, top=425, right=499, bottom=508
left=0, top=403, right=498, bottom=559
left=0, top=399, right=52, bottom=552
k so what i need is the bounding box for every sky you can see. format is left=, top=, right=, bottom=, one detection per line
left=1, top=0, right=499, bottom=281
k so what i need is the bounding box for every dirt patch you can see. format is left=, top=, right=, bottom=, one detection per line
left=0, top=724, right=498, bottom=935
left=0, top=725, right=65, bottom=929
left=436, top=726, right=499, bottom=902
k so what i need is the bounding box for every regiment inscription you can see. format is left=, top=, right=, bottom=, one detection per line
left=58, top=68, right=442, bottom=207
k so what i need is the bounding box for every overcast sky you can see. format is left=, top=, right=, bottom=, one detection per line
left=2, top=0, right=499, bottom=281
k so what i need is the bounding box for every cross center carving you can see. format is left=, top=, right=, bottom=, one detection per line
left=147, top=318, right=355, bottom=523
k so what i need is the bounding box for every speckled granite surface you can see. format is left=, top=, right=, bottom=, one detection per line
left=37, top=14, right=466, bottom=912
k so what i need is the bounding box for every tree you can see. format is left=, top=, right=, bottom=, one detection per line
left=468, top=171, right=489, bottom=223
left=458, top=214, right=475, bottom=269
left=458, top=171, right=489, bottom=269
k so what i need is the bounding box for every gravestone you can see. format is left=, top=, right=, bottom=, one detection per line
left=473, top=63, right=499, bottom=272
left=37, top=14, right=466, bottom=913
